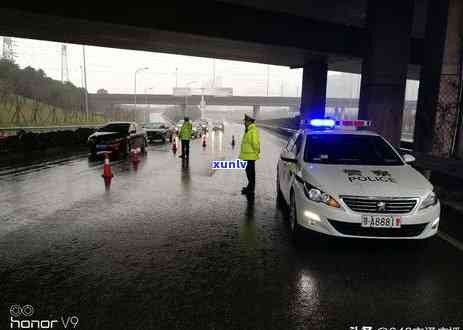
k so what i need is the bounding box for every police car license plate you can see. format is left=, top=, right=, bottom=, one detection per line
left=361, top=215, right=401, bottom=228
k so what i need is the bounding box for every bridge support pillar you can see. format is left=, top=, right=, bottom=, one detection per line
left=414, top=0, right=458, bottom=157
left=358, top=0, right=413, bottom=147
left=334, top=107, right=345, bottom=120
left=289, top=105, right=298, bottom=117
left=252, top=105, right=260, bottom=120
left=300, top=60, right=327, bottom=122
left=144, top=110, right=150, bottom=123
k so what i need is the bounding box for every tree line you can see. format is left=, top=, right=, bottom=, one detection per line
left=0, top=59, right=85, bottom=112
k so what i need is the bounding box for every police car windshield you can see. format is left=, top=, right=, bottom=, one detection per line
left=304, top=134, right=403, bottom=166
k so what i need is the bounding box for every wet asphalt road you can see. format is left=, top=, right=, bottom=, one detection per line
left=0, top=123, right=462, bottom=330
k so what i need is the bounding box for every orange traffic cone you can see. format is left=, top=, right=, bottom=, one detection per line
left=202, top=135, right=206, bottom=148
left=172, top=138, right=177, bottom=153
left=231, top=135, right=236, bottom=148
left=102, top=153, right=113, bottom=188
left=131, top=148, right=140, bottom=171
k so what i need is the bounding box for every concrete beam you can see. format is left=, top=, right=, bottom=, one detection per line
left=88, top=94, right=417, bottom=112
left=0, top=5, right=424, bottom=73
left=300, top=60, right=328, bottom=120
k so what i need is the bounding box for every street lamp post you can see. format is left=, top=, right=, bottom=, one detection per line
left=134, top=66, right=148, bottom=110
left=82, top=46, right=89, bottom=120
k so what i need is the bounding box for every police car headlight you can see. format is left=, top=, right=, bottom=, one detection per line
left=419, top=191, right=438, bottom=210
left=303, top=183, right=340, bottom=208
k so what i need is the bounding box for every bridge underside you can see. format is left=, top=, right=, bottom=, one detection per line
left=1, top=2, right=460, bottom=156
left=0, top=5, right=421, bottom=79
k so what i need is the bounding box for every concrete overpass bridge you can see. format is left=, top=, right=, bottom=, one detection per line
left=89, top=93, right=417, bottom=114
left=1, top=1, right=460, bottom=156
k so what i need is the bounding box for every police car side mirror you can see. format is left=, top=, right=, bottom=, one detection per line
left=403, top=154, right=416, bottom=163
left=280, top=152, right=297, bottom=163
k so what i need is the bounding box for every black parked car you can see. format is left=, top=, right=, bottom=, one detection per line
left=143, top=122, right=173, bottom=143
left=87, top=122, right=147, bottom=158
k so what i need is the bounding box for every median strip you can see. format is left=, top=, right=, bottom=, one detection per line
left=438, top=231, right=463, bottom=252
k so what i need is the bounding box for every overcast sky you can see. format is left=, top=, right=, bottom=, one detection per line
left=4, top=36, right=418, bottom=99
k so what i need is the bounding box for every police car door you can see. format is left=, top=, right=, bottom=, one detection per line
left=279, top=133, right=296, bottom=200
left=280, top=132, right=303, bottom=202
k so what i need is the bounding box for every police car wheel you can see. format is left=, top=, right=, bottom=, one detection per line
left=289, top=191, right=303, bottom=243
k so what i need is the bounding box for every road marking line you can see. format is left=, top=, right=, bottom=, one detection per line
left=438, top=231, right=463, bottom=252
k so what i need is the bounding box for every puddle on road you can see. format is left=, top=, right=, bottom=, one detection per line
left=207, top=155, right=226, bottom=177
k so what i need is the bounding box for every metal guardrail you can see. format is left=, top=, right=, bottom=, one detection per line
left=257, top=123, right=415, bottom=149
left=0, top=124, right=103, bottom=135
left=257, top=123, right=296, bottom=134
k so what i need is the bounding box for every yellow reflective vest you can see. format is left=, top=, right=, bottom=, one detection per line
left=239, top=123, right=260, bottom=160
left=179, top=121, right=193, bottom=140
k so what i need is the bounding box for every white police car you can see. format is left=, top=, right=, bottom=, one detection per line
left=276, top=119, right=440, bottom=241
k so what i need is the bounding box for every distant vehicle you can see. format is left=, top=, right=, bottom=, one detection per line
left=87, top=121, right=147, bottom=159
left=143, top=122, right=172, bottom=143
left=198, top=119, right=209, bottom=133
left=192, top=121, right=203, bottom=138
left=212, top=121, right=224, bottom=131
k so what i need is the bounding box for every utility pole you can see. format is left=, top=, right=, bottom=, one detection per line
left=175, top=67, right=178, bottom=87
left=82, top=46, right=89, bottom=121
left=80, top=65, right=85, bottom=117
left=61, top=44, right=69, bottom=83
left=266, top=65, right=270, bottom=96
left=184, top=81, right=198, bottom=118
left=134, top=67, right=149, bottom=110
left=200, top=87, right=206, bottom=120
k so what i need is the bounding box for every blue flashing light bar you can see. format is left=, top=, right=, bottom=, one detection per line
left=310, top=119, right=336, bottom=128
left=300, top=118, right=372, bottom=130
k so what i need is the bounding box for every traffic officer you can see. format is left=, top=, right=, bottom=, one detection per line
left=179, top=116, right=193, bottom=159
left=239, top=114, right=260, bottom=195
